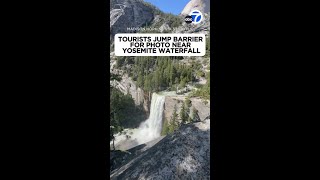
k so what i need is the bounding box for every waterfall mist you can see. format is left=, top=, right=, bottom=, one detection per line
left=112, top=93, right=165, bottom=149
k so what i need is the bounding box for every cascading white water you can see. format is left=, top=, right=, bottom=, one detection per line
left=111, top=92, right=165, bottom=149
left=134, top=93, right=165, bottom=144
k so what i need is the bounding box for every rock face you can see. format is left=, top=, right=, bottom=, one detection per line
left=110, top=135, right=165, bottom=172
left=164, top=96, right=210, bottom=123
left=180, top=0, right=210, bottom=15
left=111, top=73, right=150, bottom=112
left=110, top=119, right=210, bottom=180
left=110, top=56, right=150, bottom=111
left=110, top=0, right=156, bottom=38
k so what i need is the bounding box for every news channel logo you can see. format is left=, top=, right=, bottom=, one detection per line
left=185, top=10, right=203, bottom=24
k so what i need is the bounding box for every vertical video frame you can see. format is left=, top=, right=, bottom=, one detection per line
left=109, top=0, right=210, bottom=179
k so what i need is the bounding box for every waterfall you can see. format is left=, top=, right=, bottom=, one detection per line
left=111, top=92, right=165, bottom=149
left=134, top=93, right=165, bottom=144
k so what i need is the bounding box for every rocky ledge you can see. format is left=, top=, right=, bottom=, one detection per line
left=110, top=119, right=210, bottom=180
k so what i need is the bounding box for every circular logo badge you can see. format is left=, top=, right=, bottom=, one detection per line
left=189, top=10, right=203, bottom=24
left=185, top=15, right=193, bottom=24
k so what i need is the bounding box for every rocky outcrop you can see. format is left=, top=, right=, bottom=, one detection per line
left=110, top=0, right=156, bottom=38
left=110, top=136, right=165, bottom=172
left=112, top=73, right=149, bottom=112
left=180, top=0, right=210, bottom=15
left=163, top=96, right=210, bottom=123
left=110, top=56, right=148, bottom=110
left=189, top=97, right=210, bottom=120
left=159, top=23, right=172, bottom=32
left=110, top=119, right=210, bottom=180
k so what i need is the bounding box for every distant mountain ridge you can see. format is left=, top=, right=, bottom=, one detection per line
left=110, top=0, right=159, bottom=38
left=110, top=0, right=210, bottom=38
left=180, top=0, right=210, bottom=15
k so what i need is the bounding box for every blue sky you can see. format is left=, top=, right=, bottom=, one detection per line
left=144, top=0, right=190, bottom=15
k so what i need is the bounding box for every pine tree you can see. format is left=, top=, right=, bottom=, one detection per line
left=169, top=104, right=178, bottom=133
left=153, top=70, right=161, bottom=91
left=110, top=88, right=132, bottom=150
left=137, top=73, right=144, bottom=88
left=185, top=97, right=192, bottom=108
left=116, top=56, right=125, bottom=68
left=179, top=78, right=187, bottom=91
left=144, top=74, right=152, bottom=92
left=175, top=77, right=179, bottom=85
left=180, top=103, right=187, bottom=124
left=161, top=118, right=169, bottom=136
left=184, top=98, right=192, bottom=123
left=169, top=62, right=174, bottom=86
left=191, top=107, right=199, bottom=122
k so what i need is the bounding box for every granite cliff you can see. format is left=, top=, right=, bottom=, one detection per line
left=110, top=0, right=158, bottom=38
left=180, top=0, right=211, bottom=15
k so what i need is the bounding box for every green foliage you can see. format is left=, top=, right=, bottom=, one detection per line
left=204, top=36, right=210, bottom=58
left=189, top=71, right=210, bottom=100
left=185, top=97, right=192, bottom=108
left=110, top=88, right=146, bottom=139
left=203, top=59, right=209, bottom=65
left=179, top=78, right=187, bottom=89
left=196, top=70, right=205, bottom=77
left=189, top=107, right=199, bottom=122
left=194, top=84, right=204, bottom=89
left=136, top=5, right=182, bottom=33
left=116, top=56, right=125, bottom=68
left=161, top=100, right=193, bottom=135
left=140, top=1, right=162, bottom=15
left=190, top=61, right=202, bottom=71
left=181, top=98, right=192, bottom=124
left=144, top=73, right=153, bottom=92
left=161, top=118, right=170, bottom=136
left=125, top=56, right=135, bottom=65
left=165, top=13, right=183, bottom=28
left=116, top=56, right=135, bottom=69
left=174, top=77, right=179, bottom=84
left=206, top=36, right=210, bottom=51
left=151, top=13, right=183, bottom=29
left=137, top=73, right=144, bottom=88
left=125, top=56, right=195, bottom=93
left=110, top=73, right=122, bottom=81
left=110, top=88, right=123, bottom=145
left=168, top=104, right=179, bottom=134
left=189, top=86, right=210, bottom=100
left=180, top=103, right=188, bottom=124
